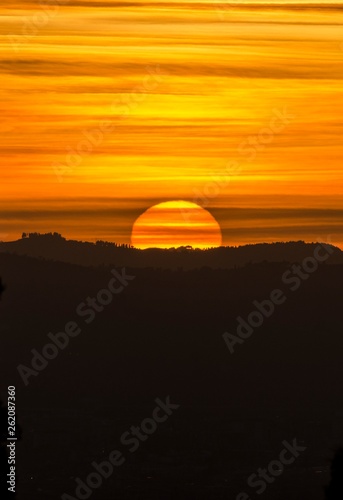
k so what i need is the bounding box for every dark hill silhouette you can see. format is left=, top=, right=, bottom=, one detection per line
left=0, top=232, right=341, bottom=269
left=1, top=251, right=343, bottom=498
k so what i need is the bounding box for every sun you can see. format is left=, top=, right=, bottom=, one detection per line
left=131, top=200, right=222, bottom=250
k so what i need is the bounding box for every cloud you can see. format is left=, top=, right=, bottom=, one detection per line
left=2, top=0, right=343, bottom=247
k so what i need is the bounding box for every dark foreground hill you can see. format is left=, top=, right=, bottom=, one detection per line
left=1, top=252, right=343, bottom=499
left=0, top=232, right=342, bottom=269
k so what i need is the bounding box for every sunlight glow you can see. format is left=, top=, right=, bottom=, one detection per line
left=131, top=201, right=223, bottom=249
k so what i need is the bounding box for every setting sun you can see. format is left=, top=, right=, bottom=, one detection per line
left=131, top=201, right=222, bottom=249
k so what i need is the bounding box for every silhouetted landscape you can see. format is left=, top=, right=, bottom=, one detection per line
left=1, top=233, right=342, bottom=269
left=1, top=235, right=343, bottom=499
left=4, top=0, right=343, bottom=496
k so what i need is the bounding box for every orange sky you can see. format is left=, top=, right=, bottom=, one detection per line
left=1, top=1, right=343, bottom=247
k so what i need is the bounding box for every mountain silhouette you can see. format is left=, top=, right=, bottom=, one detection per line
left=0, top=232, right=341, bottom=269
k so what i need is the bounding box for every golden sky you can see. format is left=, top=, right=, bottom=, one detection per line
left=1, top=1, right=343, bottom=247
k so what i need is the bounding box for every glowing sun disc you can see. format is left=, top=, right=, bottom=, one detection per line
left=131, top=200, right=222, bottom=249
